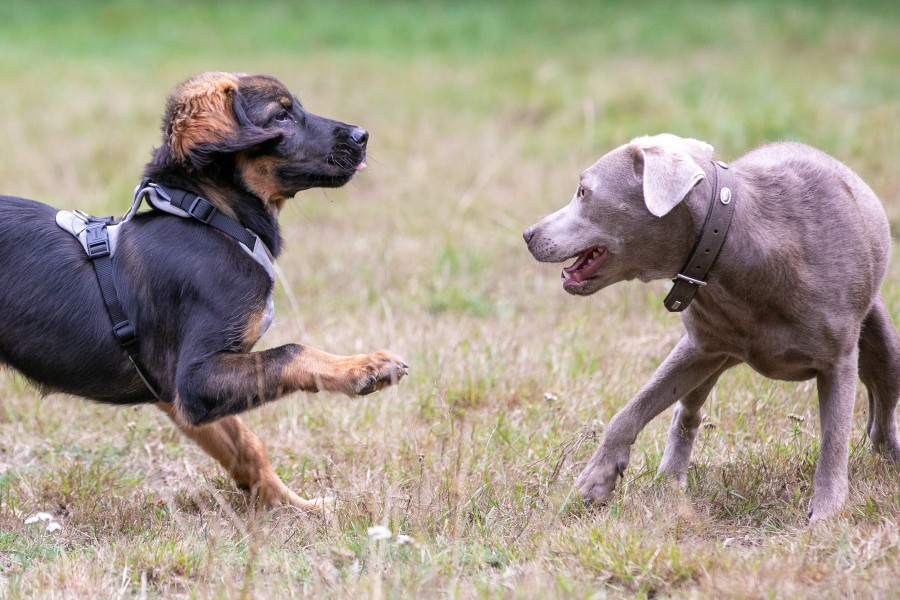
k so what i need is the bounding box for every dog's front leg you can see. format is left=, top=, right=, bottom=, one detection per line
left=177, top=344, right=407, bottom=425
left=657, top=357, right=740, bottom=485
left=576, top=334, right=730, bottom=505
left=809, top=347, right=858, bottom=522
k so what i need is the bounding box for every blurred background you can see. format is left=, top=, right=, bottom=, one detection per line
left=1, top=1, right=899, bottom=597
left=2, top=1, right=898, bottom=214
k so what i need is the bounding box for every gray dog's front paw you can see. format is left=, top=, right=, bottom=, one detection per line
left=575, top=444, right=630, bottom=504
left=808, top=481, right=848, bottom=523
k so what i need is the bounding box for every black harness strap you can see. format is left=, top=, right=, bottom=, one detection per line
left=663, top=160, right=736, bottom=312
left=81, top=182, right=268, bottom=401
left=84, top=220, right=162, bottom=400
left=160, top=185, right=257, bottom=249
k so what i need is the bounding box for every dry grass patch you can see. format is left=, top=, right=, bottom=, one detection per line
left=2, top=1, right=900, bottom=597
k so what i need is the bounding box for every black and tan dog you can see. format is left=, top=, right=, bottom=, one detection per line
left=0, top=72, right=407, bottom=512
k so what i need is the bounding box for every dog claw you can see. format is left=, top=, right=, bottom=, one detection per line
left=350, top=351, right=407, bottom=396
left=358, top=374, right=379, bottom=395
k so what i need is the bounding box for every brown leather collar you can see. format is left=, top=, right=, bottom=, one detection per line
left=663, top=160, right=735, bottom=312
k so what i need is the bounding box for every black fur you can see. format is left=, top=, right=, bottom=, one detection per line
left=0, top=72, right=368, bottom=424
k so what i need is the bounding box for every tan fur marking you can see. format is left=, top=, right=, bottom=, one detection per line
left=168, top=72, right=241, bottom=164
left=236, top=154, right=288, bottom=213
left=282, top=347, right=406, bottom=396
left=243, top=307, right=265, bottom=349
left=156, top=403, right=329, bottom=512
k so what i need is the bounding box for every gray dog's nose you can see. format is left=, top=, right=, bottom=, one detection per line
left=523, top=227, right=535, bottom=243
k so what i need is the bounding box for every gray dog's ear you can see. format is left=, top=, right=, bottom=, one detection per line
left=632, top=134, right=711, bottom=217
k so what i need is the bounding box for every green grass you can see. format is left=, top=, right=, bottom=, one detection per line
left=1, top=0, right=900, bottom=597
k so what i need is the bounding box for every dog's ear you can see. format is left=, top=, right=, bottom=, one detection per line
left=164, top=72, right=282, bottom=170
left=632, top=134, right=712, bottom=217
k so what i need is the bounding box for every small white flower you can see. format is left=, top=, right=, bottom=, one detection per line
left=24, top=512, right=53, bottom=525
left=367, top=525, right=391, bottom=541
left=396, top=534, right=412, bottom=546
left=45, top=522, right=62, bottom=533
left=543, top=392, right=558, bottom=402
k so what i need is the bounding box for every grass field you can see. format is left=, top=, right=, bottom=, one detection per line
left=1, top=1, right=899, bottom=597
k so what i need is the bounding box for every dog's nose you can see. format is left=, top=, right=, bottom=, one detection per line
left=350, top=127, right=369, bottom=146
left=523, top=227, right=535, bottom=244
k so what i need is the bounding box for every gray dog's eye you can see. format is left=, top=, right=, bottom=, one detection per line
left=577, top=186, right=586, bottom=199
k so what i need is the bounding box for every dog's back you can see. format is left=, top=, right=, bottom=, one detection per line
left=0, top=196, right=147, bottom=399
left=730, top=141, right=890, bottom=314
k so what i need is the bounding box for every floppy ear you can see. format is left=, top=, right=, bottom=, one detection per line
left=164, top=72, right=282, bottom=170
left=632, top=135, right=710, bottom=217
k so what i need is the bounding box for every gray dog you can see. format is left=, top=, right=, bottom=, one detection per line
left=523, top=133, right=900, bottom=520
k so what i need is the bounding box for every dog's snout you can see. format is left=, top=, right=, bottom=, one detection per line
left=523, top=226, right=535, bottom=244
left=349, top=127, right=369, bottom=147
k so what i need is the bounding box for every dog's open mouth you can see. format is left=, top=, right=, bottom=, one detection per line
left=561, top=246, right=608, bottom=292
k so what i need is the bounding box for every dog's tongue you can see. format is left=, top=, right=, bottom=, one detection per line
left=355, top=161, right=367, bottom=171
left=562, top=249, right=594, bottom=281
left=561, top=247, right=608, bottom=289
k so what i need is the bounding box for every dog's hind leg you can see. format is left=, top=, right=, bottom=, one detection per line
left=155, top=403, right=331, bottom=513
left=810, top=346, right=859, bottom=521
left=657, top=357, right=740, bottom=485
left=858, top=296, right=900, bottom=462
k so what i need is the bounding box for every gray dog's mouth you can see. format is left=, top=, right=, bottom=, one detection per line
left=561, top=246, right=608, bottom=293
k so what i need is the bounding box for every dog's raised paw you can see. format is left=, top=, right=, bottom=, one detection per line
left=349, top=351, right=408, bottom=395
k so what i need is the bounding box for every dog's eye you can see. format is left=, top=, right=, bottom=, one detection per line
left=577, top=186, right=586, bottom=199
left=274, top=110, right=293, bottom=122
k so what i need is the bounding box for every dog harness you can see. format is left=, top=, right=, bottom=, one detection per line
left=663, top=160, right=736, bottom=312
left=55, top=179, right=277, bottom=400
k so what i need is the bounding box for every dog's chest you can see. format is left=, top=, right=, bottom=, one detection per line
left=685, top=307, right=839, bottom=381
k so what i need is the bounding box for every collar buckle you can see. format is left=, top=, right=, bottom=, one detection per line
left=673, top=273, right=707, bottom=287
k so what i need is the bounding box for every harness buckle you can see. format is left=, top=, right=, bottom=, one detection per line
left=113, top=320, right=137, bottom=346
left=187, top=196, right=216, bottom=223
left=84, top=224, right=110, bottom=259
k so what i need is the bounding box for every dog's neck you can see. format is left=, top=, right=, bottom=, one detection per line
left=662, top=162, right=736, bottom=312
left=142, top=154, right=283, bottom=257
left=682, top=174, right=717, bottom=241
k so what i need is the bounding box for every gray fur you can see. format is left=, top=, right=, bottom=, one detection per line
left=523, top=134, right=900, bottom=521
